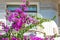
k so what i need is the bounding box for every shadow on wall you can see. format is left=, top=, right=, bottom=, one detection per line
left=40, top=9, right=58, bottom=24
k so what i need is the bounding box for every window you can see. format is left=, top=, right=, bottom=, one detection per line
left=6, top=2, right=39, bottom=16
left=7, top=5, right=37, bottom=13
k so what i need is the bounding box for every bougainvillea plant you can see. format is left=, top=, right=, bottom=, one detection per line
left=0, top=0, right=56, bottom=40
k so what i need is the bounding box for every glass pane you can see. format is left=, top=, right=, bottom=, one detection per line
left=7, top=5, right=37, bottom=13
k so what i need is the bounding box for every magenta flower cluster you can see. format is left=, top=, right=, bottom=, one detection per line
left=1, top=37, right=20, bottom=40
left=30, top=36, right=44, bottom=40
left=0, top=0, right=45, bottom=40
left=2, top=23, right=9, bottom=32
left=6, top=4, right=37, bottom=31
left=2, top=38, right=9, bottom=40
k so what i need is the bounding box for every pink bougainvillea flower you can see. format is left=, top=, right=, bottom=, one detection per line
left=4, top=25, right=10, bottom=32
left=18, top=18, right=23, bottom=25
left=12, top=22, right=20, bottom=31
left=2, top=23, right=10, bottom=32
left=24, top=7, right=28, bottom=11
left=26, top=17, right=38, bottom=24
left=11, top=37, right=16, bottom=40
left=11, top=37, right=20, bottom=40
left=0, top=33, right=3, bottom=36
left=7, top=12, right=19, bottom=22
left=10, top=12, right=19, bottom=21
left=20, top=4, right=28, bottom=11
left=2, top=38, right=9, bottom=40
left=15, top=8, right=23, bottom=13
left=30, top=36, right=44, bottom=40
left=7, top=13, right=15, bottom=22
left=13, top=12, right=19, bottom=17
left=12, top=18, right=23, bottom=31
left=20, top=12, right=28, bottom=18
left=1, top=23, right=5, bottom=28
left=24, top=36, right=27, bottom=40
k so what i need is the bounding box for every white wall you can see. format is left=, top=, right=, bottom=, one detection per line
left=0, top=4, right=6, bottom=19
left=39, top=2, right=58, bottom=25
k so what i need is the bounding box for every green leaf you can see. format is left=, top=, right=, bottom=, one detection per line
left=51, top=16, right=56, bottom=20
left=17, top=24, right=36, bottom=38
left=39, top=24, right=44, bottom=29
